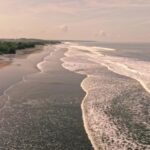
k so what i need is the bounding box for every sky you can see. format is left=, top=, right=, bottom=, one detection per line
left=0, top=0, right=150, bottom=42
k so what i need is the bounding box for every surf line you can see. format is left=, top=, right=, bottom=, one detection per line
left=61, top=51, right=99, bottom=150
left=80, top=76, right=100, bottom=150
left=36, top=48, right=54, bottom=73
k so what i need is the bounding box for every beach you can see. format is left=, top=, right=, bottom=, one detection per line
left=0, top=42, right=150, bottom=150
left=0, top=45, right=92, bottom=149
left=0, top=61, right=10, bottom=69
left=61, top=42, right=150, bottom=150
left=0, top=55, right=14, bottom=69
left=1, top=0, right=149, bottom=149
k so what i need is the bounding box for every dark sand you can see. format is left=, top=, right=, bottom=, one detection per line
left=0, top=48, right=93, bottom=149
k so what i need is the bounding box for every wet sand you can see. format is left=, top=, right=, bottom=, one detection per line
left=0, top=46, right=93, bottom=149
left=0, top=61, right=11, bottom=69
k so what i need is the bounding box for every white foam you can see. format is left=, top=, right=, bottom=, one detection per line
left=36, top=46, right=55, bottom=73
left=70, top=45, right=116, bottom=51
left=69, top=43, right=150, bottom=94
left=61, top=42, right=150, bottom=150
left=63, top=42, right=150, bottom=94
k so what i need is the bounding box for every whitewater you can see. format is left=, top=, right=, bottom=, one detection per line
left=60, top=42, right=150, bottom=150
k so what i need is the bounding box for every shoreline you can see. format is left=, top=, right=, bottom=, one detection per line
left=61, top=61, right=96, bottom=150
left=0, top=44, right=93, bottom=149
left=81, top=76, right=99, bottom=150
left=60, top=53, right=95, bottom=149
left=62, top=59, right=150, bottom=149
left=0, top=39, right=59, bottom=55
left=61, top=42, right=150, bottom=149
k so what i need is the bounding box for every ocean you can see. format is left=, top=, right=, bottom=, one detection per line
left=61, top=41, right=150, bottom=150
left=0, top=42, right=149, bottom=149
left=0, top=45, right=92, bottom=150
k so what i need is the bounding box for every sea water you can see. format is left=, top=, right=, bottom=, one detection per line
left=0, top=44, right=92, bottom=149
left=0, top=42, right=149, bottom=149
left=61, top=42, right=150, bottom=150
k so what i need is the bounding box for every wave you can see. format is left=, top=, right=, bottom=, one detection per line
left=37, top=53, right=51, bottom=73
left=61, top=42, right=150, bottom=149
left=65, top=42, right=150, bottom=94
left=100, top=60, right=150, bottom=93
left=70, top=45, right=116, bottom=52
left=36, top=46, right=54, bottom=73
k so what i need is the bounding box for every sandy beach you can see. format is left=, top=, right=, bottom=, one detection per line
left=0, top=45, right=92, bottom=149
left=0, top=60, right=11, bottom=68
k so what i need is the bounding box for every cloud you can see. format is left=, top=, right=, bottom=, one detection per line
left=0, top=0, right=150, bottom=42
left=59, top=24, right=69, bottom=33
left=95, top=30, right=107, bottom=37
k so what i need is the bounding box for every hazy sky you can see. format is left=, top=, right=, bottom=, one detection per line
left=0, top=0, right=150, bottom=42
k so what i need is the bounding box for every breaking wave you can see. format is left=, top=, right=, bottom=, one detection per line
left=61, top=42, right=150, bottom=150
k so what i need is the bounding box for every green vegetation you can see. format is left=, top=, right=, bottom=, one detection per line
left=0, top=39, right=61, bottom=54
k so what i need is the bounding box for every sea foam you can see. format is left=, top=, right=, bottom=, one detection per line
left=60, top=42, right=150, bottom=150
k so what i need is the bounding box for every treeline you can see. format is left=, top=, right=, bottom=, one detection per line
left=0, top=39, right=61, bottom=54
